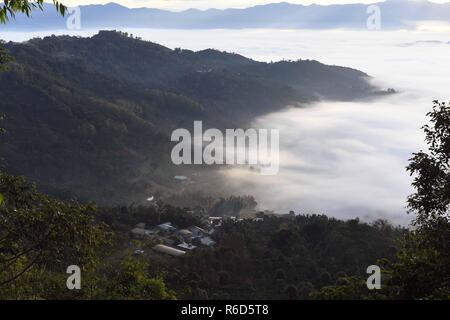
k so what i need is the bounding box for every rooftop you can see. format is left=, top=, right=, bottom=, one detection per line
left=152, top=244, right=186, bottom=257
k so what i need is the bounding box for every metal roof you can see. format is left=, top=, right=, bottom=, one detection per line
left=152, top=244, right=186, bottom=256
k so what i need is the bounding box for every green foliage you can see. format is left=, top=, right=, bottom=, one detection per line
left=400, top=100, right=450, bottom=298
left=315, top=101, right=450, bottom=300
left=0, top=0, right=66, bottom=23
left=381, top=233, right=450, bottom=299
left=407, top=100, right=450, bottom=227
left=311, top=276, right=377, bottom=300
left=0, top=172, right=182, bottom=299
left=163, top=215, right=404, bottom=299
left=0, top=43, right=11, bottom=71
left=107, top=259, right=176, bottom=300
left=0, top=171, right=109, bottom=291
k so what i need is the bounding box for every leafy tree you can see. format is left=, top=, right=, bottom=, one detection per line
left=1, top=0, right=66, bottom=23
left=407, top=101, right=450, bottom=226
left=0, top=0, right=66, bottom=74
left=310, top=276, right=380, bottom=300
left=390, top=100, right=450, bottom=299
left=108, top=259, right=176, bottom=300
left=312, top=101, right=450, bottom=300
left=0, top=172, right=109, bottom=287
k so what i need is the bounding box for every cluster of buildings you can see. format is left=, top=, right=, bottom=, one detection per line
left=130, top=221, right=216, bottom=257
left=130, top=209, right=296, bottom=257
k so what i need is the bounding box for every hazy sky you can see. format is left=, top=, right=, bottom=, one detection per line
left=59, top=0, right=450, bottom=11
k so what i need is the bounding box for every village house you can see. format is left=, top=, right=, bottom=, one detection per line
left=156, top=222, right=177, bottom=234
left=131, top=220, right=217, bottom=257
left=152, top=244, right=186, bottom=257
left=177, top=242, right=197, bottom=251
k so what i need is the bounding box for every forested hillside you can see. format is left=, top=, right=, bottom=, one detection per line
left=0, top=30, right=385, bottom=203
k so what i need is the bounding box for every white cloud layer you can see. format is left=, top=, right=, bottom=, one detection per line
left=109, top=27, right=447, bottom=225
left=212, top=28, right=450, bottom=226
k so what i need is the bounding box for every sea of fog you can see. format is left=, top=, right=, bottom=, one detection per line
left=2, top=27, right=450, bottom=225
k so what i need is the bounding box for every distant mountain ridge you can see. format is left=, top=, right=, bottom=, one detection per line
left=2, top=0, right=450, bottom=30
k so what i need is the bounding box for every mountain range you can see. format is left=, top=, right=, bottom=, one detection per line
left=2, top=0, right=450, bottom=30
